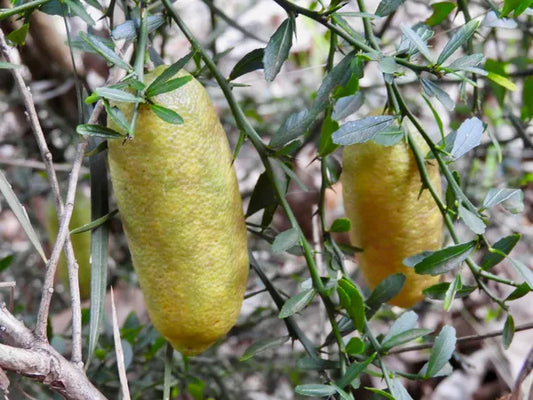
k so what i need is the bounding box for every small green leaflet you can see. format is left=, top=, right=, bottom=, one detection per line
left=145, top=75, right=192, bottom=98
left=487, top=72, right=517, bottom=91
left=481, top=233, right=520, bottom=270
left=295, top=384, right=336, bottom=397
left=406, top=241, right=477, bottom=276
left=503, top=314, right=515, bottom=349
left=458, top=204, right=486, bottom=235
left=421, top=325, right=456, bottom=377
left=426, top=2, right=456, bottom=26
left=443, top=274, right=462, bottom=311
left=336, top=353, right=376, bottom=389
left=263, top=17, right=295, bottom=82
left=332, top=115, right=395, bottom=145
left=278, top=288, right=316, bottom=318
left=272, top=228, right=299, bottom=253
left=149, top=104, right=184, bottom=125
left=79, top=32, right=131, bottom=71
left=94, top=87, right=143, bottom=103
left=375, top=0, right=406, bottom=16
left=329, top=218, right=351, bottom=233
left=76, top=124, right=124, bottom=139
left=450, top=117, right=484, bottom=160
left=229, top=48, right=265, bottom=80
left=399, top=23, right=435, bottom=63
left=509, top=258, right=533, bottom=288
left=337, top=279, right=365, bottom=333
left=240, top=336, right=290, bottom=361
left=436, top=20, right=480, bottom=65
left=481, top=188, right=523, bottom=213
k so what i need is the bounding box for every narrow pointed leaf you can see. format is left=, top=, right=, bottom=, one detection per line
left=400, top=24, right=435, bottom=63
left=149, top=104, right=184, bottom=125
left=509, top=258, right=533, bottom=288
left=332, top=115, right=395, bottom=145
left=450, top=117, right=484, bottom=160
left=146, top=75, right=192, bottom=97
left=503, top=314, right=514, bottom=349
left=420, top=78, right=455, bottom=110
left=443, top=274, right=461, bottom=311
left=272, top=228, right=299, bottom=253
left=229, top=48, right=265, bottom=80
left=437, top=20, right=480, bottom=65
left=240, top=336, right=290, bottom=361
left=336, top=353, right=376, bottom=389
left=487, top=72, right=517, bottom=91
left=481, top=233, right=520, bottom=270
left=279, top=288, right=316, bottom=318
left=375, top=0, right=406, bottom=16
left=411, top=241, right=477, bottom=275
left=482, top=188, right=523, bottom=213
left=263, top=18, right=294, bottom=81
left=295, top=384, right=337, bottom=397
left=0, top=171, right=47, bottom=262
left=76, top=124, right=124, bottom=139
left=79, top=32, right=131, bottom=71
left=423, top=325, right=456, bottom=377
left=458, top=204, right=486, bottom=234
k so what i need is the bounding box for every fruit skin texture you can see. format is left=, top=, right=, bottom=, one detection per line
left=341, top=135, right=442, bottom=308
left=46, top=191, right=92, bottom=300
left=107, top=66, right=249, bottom=356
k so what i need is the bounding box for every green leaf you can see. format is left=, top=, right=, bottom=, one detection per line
left=420, top=78, right=455, bottom=111
left=450, top=117, right=484, bottom=160
left=145, top=76, right=192, bottom=98
left=375, top=0, right=406, bottom=16
left=410, top=241, right=477, bottom=276
left=382, top=311, right=418, bottom=344
left=0, top=255, right=14, bottom=272
left=458, top=205, right=486, bottom=235
left=482, top=188, right=523, bottom=213
left=0, top=171, right=46, bottom=263
left=332, top=115, right=395, bottom=145
left=70, top=210, right=118, bottom=234
left=329, top=218, right=351, bottom=233
left=149, top=103, right=184, bottom=125
left=487, top=72, right=517, bottom=91
left=246, top=172, right=277, bottom=217
left=64, top=0, right=95, bottom=25
left=336, top=353, right=376, bottom=389
left=426, top=2, right=456, bottom=26
left=229, top=48, right=264, bottom=80
left=279, top=288, right=316, bottom=318
left=423, top=325, right=456, bottom=377
left=509, top=258, right=533, bottom=288
left=400, top=23, right=435, bottom=63
left=391, top=378, right=414, bottom=400
left=481, top=233, right=520, bottom=270
left=103, top=101, right=131, bottom=135
left=501, top=0, right=533, bottom=16
left=76, top=124, right=124, bottom=139
left=240, top=336, right=290, bottom=361
left=6, top=23, right=29, bottom=46
left=502, top=314, right=514, bottom=349
left=295, top=384, right=337, bottom=397
left=345, top=337, right=365, bottom=355
left=436, top=20, right=480, bottom=65
left=337, top=279, right=366, bottom=333
left=263, top=17, right=294, bottom=81
left=272, top=228, right=299, bottom=254
left=443, top=274, right=461, bottom=311
left=86, top=137, right=110, bottom=368
left=270, top=110, right=312, bottom=148
left=79, top=32, right=131, bottom=71
left=332, top=93, right=364, bottom=122
left=446, top=53, right=485, bottom=71
left=365, top=273, right=406, bottom=319
left=423, top=282, right=476, bottom=300
left=505, top=283, right=531, bottom=301
left=379, top=56, right=399, bottom=74
left=382, top=328, right=433, bottom=352
left=365, top=387, right=395, bottom=399
left=95, top=87, right=143, bottom=103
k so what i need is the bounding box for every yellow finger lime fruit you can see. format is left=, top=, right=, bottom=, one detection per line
left=341, top=133, right=442, bottom=308
left=46, top=191, right=92, bottom=300
left=107, top=66, right=249, bottom=356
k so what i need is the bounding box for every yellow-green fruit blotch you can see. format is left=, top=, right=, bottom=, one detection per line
left=107, top=66, right=249, bottom=356
left=341, top=135, right=442, bottom=308
left=46, top=191, right=92, bottom=300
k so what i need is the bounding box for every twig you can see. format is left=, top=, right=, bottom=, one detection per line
left=388, top=322, right=533, bottom=355
left=0, top=304, right=107, bottom=400
left=0, top=157, right=88, bottom=173
left=0, top=27, right=85, bottom=364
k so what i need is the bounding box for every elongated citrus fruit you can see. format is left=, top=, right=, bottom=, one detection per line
left=107, top=66, right=249, bottom=355
left=46, top=191, right=91, bottom=300
left=341, top=134, right=442, bottom=307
